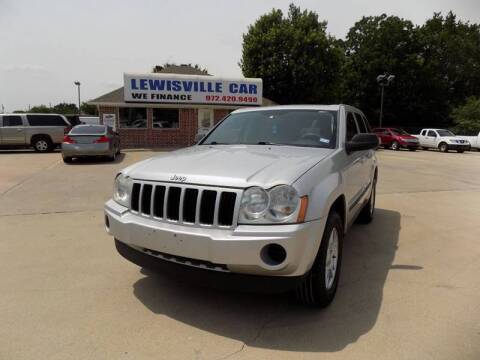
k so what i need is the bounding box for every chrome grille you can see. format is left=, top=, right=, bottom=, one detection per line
left=130, top=181, right=241, bottom=228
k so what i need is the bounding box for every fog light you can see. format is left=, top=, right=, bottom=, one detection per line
left=261, top=244, right=287, bottom=266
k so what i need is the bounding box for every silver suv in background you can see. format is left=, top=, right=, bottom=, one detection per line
left=105, top=105, right=379, bottom=307
left=0, top=113, right=73, bottom=152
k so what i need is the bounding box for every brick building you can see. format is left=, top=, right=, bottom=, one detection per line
left=88, top=65, right=274, bottom=148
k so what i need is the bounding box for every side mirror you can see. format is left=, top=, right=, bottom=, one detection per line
left=195, top=133, right=205, bottom=143
left=345, top=133, right=379, bottom=154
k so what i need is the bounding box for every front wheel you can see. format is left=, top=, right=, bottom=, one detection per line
left=391, top=141, right=400, bottom=151
left=439, top=143, right=448, bottom=152
left=295, top=211, right=343, bottom=308
left=33, top=137, right=53, bottom=153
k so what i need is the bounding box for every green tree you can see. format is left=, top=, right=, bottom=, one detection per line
left=342, top=14, right=425, bottom=127
left=29, top=105, right=53, bottom=113
left=80, top=102, right=98, bottom=115
left=240, top=4, right=344, bottom=104
left=451, top=97, right=480, bottom=135
left=52, top=103, right=78, bottom=114
left=418, top=12, right=480, bottom=122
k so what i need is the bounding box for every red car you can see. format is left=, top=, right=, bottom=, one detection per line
left=372, top=127, right=420, bottom=151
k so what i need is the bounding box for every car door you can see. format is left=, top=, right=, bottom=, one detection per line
left=0, top=115, right=26, bottom=145
left=344, top=111, right=365, bottom=213
left=355, top=113, right=375, bottom=195
left=425, top=130, right=438, bottom=147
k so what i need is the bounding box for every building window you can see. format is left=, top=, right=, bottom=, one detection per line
left=152, top=109, right=179, bottom=129
left=119, top=108, right=147, bottom=128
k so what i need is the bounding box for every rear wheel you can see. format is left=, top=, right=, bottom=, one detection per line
left=32, top=136, right=53, bottom=153
left=439, top=143, right=448, bottom=152
left=295, top=211, right=343, bottom=308
left=62, top=156, right=73, bottom=164
left=391, top=141, right=400, bottom=151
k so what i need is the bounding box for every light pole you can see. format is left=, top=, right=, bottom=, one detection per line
left=376, top=74, right=395, bottom=128
left=74, top=81, right=81, bottom=115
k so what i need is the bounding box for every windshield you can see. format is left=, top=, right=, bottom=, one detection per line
left=70, top=125, right=106, bottom=135
left=391, top=128, right=409, bottom=135
left=201, top=110, right=337, bottom=148
left=437, top=129, right=455, bottom=137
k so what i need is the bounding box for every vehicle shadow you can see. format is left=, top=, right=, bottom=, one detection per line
left=66, top=153, right=126, bottom=165
left=132, top=208, right=409, bottom=352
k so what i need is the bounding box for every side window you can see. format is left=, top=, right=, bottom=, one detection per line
left=2, top=115, right=23, bottom=127
left=361, top=114, right=371, bottom=132
left=346, top=112, right=359, bottom=141
left=27, top=115, right=67, bottom=126
left=427, top=130, right=436, bottom=137
left=354, top=113, right=368, bottom=133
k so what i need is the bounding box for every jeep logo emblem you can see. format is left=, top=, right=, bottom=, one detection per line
left=170, top=174, right=187, bottom=182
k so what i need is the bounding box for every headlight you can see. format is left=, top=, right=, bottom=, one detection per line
left=113, top=173, right=133, bottom=207
left=239, top=185, right=301, bottom=224
left=268, top=185, right=300, bottom=221
left=240, top=187, right=269, bottom=219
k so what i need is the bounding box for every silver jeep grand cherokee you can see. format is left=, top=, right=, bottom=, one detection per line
left=104, top=105, right=378, bottom=307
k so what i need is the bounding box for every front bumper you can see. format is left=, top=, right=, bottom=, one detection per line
left=446, top=144, right=470, bottom=151
left=62, top=143, right=113, bottom=157
left=399, top=141, right=419, bottom=149
left=104, top=199, right=326, bottom=279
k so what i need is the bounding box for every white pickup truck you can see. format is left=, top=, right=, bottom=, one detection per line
left=415, top=129, right=471, bottom=153
left=460, top=132, right=480, bottom=151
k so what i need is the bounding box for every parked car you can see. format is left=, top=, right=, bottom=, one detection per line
left=372, top=127, right=419, bottom=151
left=0, top=113, right=73, bottom=152
left=414, top=129, right=471, bottom=153
left=61, top=124, right=120, bottom=163
left=459, top=131, right=480, bottom=151
left=104, top=105, right=379, bottom=308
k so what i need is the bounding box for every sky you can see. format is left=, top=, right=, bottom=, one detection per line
left=1, top=0, right=479, bottom=112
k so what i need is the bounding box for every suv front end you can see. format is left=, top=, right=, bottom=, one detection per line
left=104, top=174, right=327, bottom=292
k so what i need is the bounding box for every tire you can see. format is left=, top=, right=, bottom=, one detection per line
left=295, top=211, right=343, bottom=308
left=439, top=143, right=448, bottom=152
left=357, top=174, right=377, bottom=224
left=32, top=136, right=53, bottom=153
left=391, top=141, right=400, bottom=151
left=108, top=150, right=117, bottom=162
left=62, top=156, right=73, bottom=164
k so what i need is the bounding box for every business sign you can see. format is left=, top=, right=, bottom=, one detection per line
left=124, top=73, right=262, bottom=106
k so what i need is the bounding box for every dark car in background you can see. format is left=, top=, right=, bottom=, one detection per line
left=373, top=127, right=419, bottom=151
left=61, top=125, right=120, bottom=163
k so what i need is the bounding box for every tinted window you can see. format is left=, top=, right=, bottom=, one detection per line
left=354, top=113, right=368, bottom=133
left=119, top=108, right=147, bottom=128
left=2, top=116, right=23, bottom=127
left=427, top=130, right=437, bottom=137
left=346, top=112, right=358, bottom=141
left=152, top=109, right=179, bottom=128
left=437, top=129, right=455, bottom=137
left=202, top=110, right=337, bottom=149
left=70, top=125, right=106, bottom=135
left=27, top=115, right=67, bottom=127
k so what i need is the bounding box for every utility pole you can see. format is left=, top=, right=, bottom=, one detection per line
left=74, top=81, right=81, bottom=115
left=376, top=74, right=395, bottom=128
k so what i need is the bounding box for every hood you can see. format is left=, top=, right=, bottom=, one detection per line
left=125, top=145, right=333, bottom=188
left=440, top=136, right=468, bottom=142
left=396, top=134, right=417, bottom=139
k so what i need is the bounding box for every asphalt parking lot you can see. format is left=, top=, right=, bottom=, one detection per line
left=1, top=148, right=480, bottom=360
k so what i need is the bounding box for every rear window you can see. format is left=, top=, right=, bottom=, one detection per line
left=70, top=125, right=106, bottom=135
left=27, top=115, right=68, bottom=127
left=2, top=115, right=23, bottom=127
